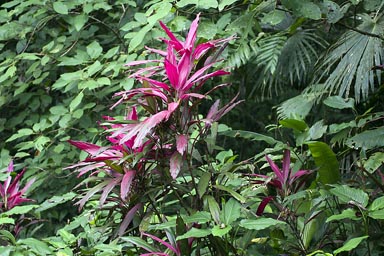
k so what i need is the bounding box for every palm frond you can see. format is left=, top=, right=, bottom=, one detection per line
left=276, top=92, right=319, bottom=120
left=313, top=14, right=384, bottom=102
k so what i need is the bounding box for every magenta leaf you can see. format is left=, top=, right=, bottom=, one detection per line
left=142, top=232, right=180, bottom=255
left=118, top=203, right=142, bottom=236
left=256, top=196, right=274, bottom=216
left=121, top=170, right=135, bottom=201
left=68, top=140, right=102, bottom=155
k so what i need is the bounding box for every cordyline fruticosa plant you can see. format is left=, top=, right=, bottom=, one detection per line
left=67, top=14, right=240, bottom=236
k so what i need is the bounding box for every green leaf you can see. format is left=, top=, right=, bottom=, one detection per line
left=87, top=60, right=102, bottom=76
left=369, top=196, right=384, bottom=211
left=128, top=24, right=153, bottom=53
left=197, top=172, right=210, bottom=198
left=211, top=224, right=232, bottom=237
left=0, top=217, right=15, bottom=225
left=306, top=141, right=340, bottom=184
left=17, top=238, right=53, bottom=255
left=176, top=228, right=211, bottom=240
left=35, top=136, right=50, bottom=151
left=214, top=184, right=246, bottom=203
left=0, top=230, right=16, bottom=245
left=86, top=41, right=103, bottom=59
left=363, top=152, right=384, bottom=173
left=309, top=120, right=328, bottom=140
left=346, top=127, right=384, bottom=150
left=218, top=0, right=238, bottom=11
left=120, top=237, right=157, bottom=252
left=330, top=184, right=369, bottom=207
left=205, top=195, right=221, bottom=224
left=261, top=10, right=286, bottom=26
left=368, top=209, right=384, bottom=220
left=4, top=205, right=39, bottom=216
left=334, top=236, right=368, bottom=255
left=326, top=208, right=359, bottom=222
left=299, top=1, right=322, bottom=20
left=323, top=96, right=355, bottom=109
left=239, top=218, right=286, bottom=230
left=73, top=14, right=88, bottom=31
left=222, top=198, right=241, bottom=225
left=36, top=192, right=77, bottom=213
left=221, top=130, right=278, bottom=145
left=69, top=92, right=84, bottom=112
left=6, top=128, right=34, bottom=142
left=53, top=2, right=68, bottom=15
left=183, top=211, right=212, bottom=224
left=279, top=119, right=308, bottom=132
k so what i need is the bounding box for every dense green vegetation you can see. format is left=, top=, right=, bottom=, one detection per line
left=0, top=0, right=383, bottom=255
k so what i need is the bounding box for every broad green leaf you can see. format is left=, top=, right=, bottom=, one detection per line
left=239, top=218, right=286, bottom=230
left=221, top=130, right=277, bottom=145
left=346, top=127, right=384, bottom=150
left=97, top=77, right=111, bottom=86
left=120, top=237, right=157, bottom=252
left=222, top=198, right=241, bottom=225
left=49, top=105, right=67, bottom=115
left=0, top=217, right=15, bottom=225
left=87, top=60, right=102, bottom=77
left=323, top=96, right=355, bottom=109
left=69, top=92, right=83, bottom=112
left=369, top=196, right=384, bottom=211
left=36, top=192, right=77, bottom=213
left=279, top=119, right=308, bottom=132
left=307, top=141, right=340, bottom=184
left=326, top=208, right=359, bottom=222
left=146, top=2, right=172, bottom=25
left=128, top=24, right=153, bottom=53
left=35, top=136, right=50, bottom=151
left=53, top=2, right=68, bottom=15
left=176, top=228, right=211, bottom=240
left=176, top=0, right=198, bottom=8
left=197, top=172, right=210, bottom=198
left=299, top=1, right=321, bottom=20
left=334, top=236, right=368, bottom=255
left=214, top=184, right=246, bottom=203
left=17, top=238, right=53, bottom=255
left=86, top=41, right=103, bottom=59
left=218, top=0, right=238, bottom=11
left=6, top=128, right=34, bottom=142
left=368, top=209, right=384, bottom=220
left=183, top=211, right=211, bottom=224
left=321, top=1, right=344, bottom=24
left=211, top=225, right=232, bottom=237
left=205, top=195, right=221, bottom=224
left=330, top=184, right=369, bottom=207
left=363, top=152, right=384, bottom=173
left=148, top=219, right=176, bottom=230
left=4, top=205, right=39, bottom=216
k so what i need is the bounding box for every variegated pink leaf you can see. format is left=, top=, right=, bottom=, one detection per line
left=121, top=170, right=135, bottom=201
left=176, top=134, right=188, bottom=155
left=68, top=140, right=101, bottom=155
left=119, top=203, right=142, bottom=236
left=170, top=152, right=182, bottom=179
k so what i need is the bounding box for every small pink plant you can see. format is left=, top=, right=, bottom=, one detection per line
left=0, top=160, right=35, bottom=211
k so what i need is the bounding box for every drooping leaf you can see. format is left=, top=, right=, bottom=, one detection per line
left=306, top=141, right=340, bottom=184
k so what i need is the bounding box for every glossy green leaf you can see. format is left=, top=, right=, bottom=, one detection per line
left=214, top=184, right=246, bottom=203
left=120, top=237, right=157, bottom=252
left=222, top=198, right=241, bottom=225
left=211, top=224, right=232, bottom=237
left=69, top=92, right=83, bottom=112
left=205, top=195, right=221, bottom=224
left=218, top=0, right=238, bottom=11
left=197, top=172, right=210, bottom=198
left=0, top=217, right=15, bottom=225
left=363, top=152, right=384, bottom=173
left=368, top=209, right=384, bottom=219
left=36, top=192, right=77, bottom=213
left=346, top=127, right=384, bottom=150
left=17, top=238, right=53, bottom=255
left=221, top=130, right=278, bottom=145
left=279, top=119, right=308, bottom=132
left=326, top=208, right=359, bottom=222
left=86, top=41, right=103, bottom=59
left=4, top=205, right=39, bottom=216
left=323, top=96, right=355, bottom=109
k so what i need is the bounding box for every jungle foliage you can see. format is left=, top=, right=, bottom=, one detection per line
left=0, top=0, right=383, bottom=255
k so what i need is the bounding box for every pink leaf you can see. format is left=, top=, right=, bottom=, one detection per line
left=68, top=140, right=101, bottom=155
left=176, top=134, right=188, bottom=155
left=164, top=58, right=178, bottom=89
left=184, top=13, right=200, bottom=51
left=125, top=59, right=161, bottom=66
left=145, top=46, right=167, bottom=56
left=282, top=149, right=291, bottom=185
left=99, top=178, right=119, bottom=207
left=170, top=152, right=182, bottom=179
left=159, top=21, right=183, bottom=51
left=265, top=155, right=284, bottom=185
left=194, top=42, right=215, bottom=60
left=181, top=93, right=205, bottom=100
left=142, top=232, right=179, bottom=255
left=121, top=170, right=135, bottom=201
